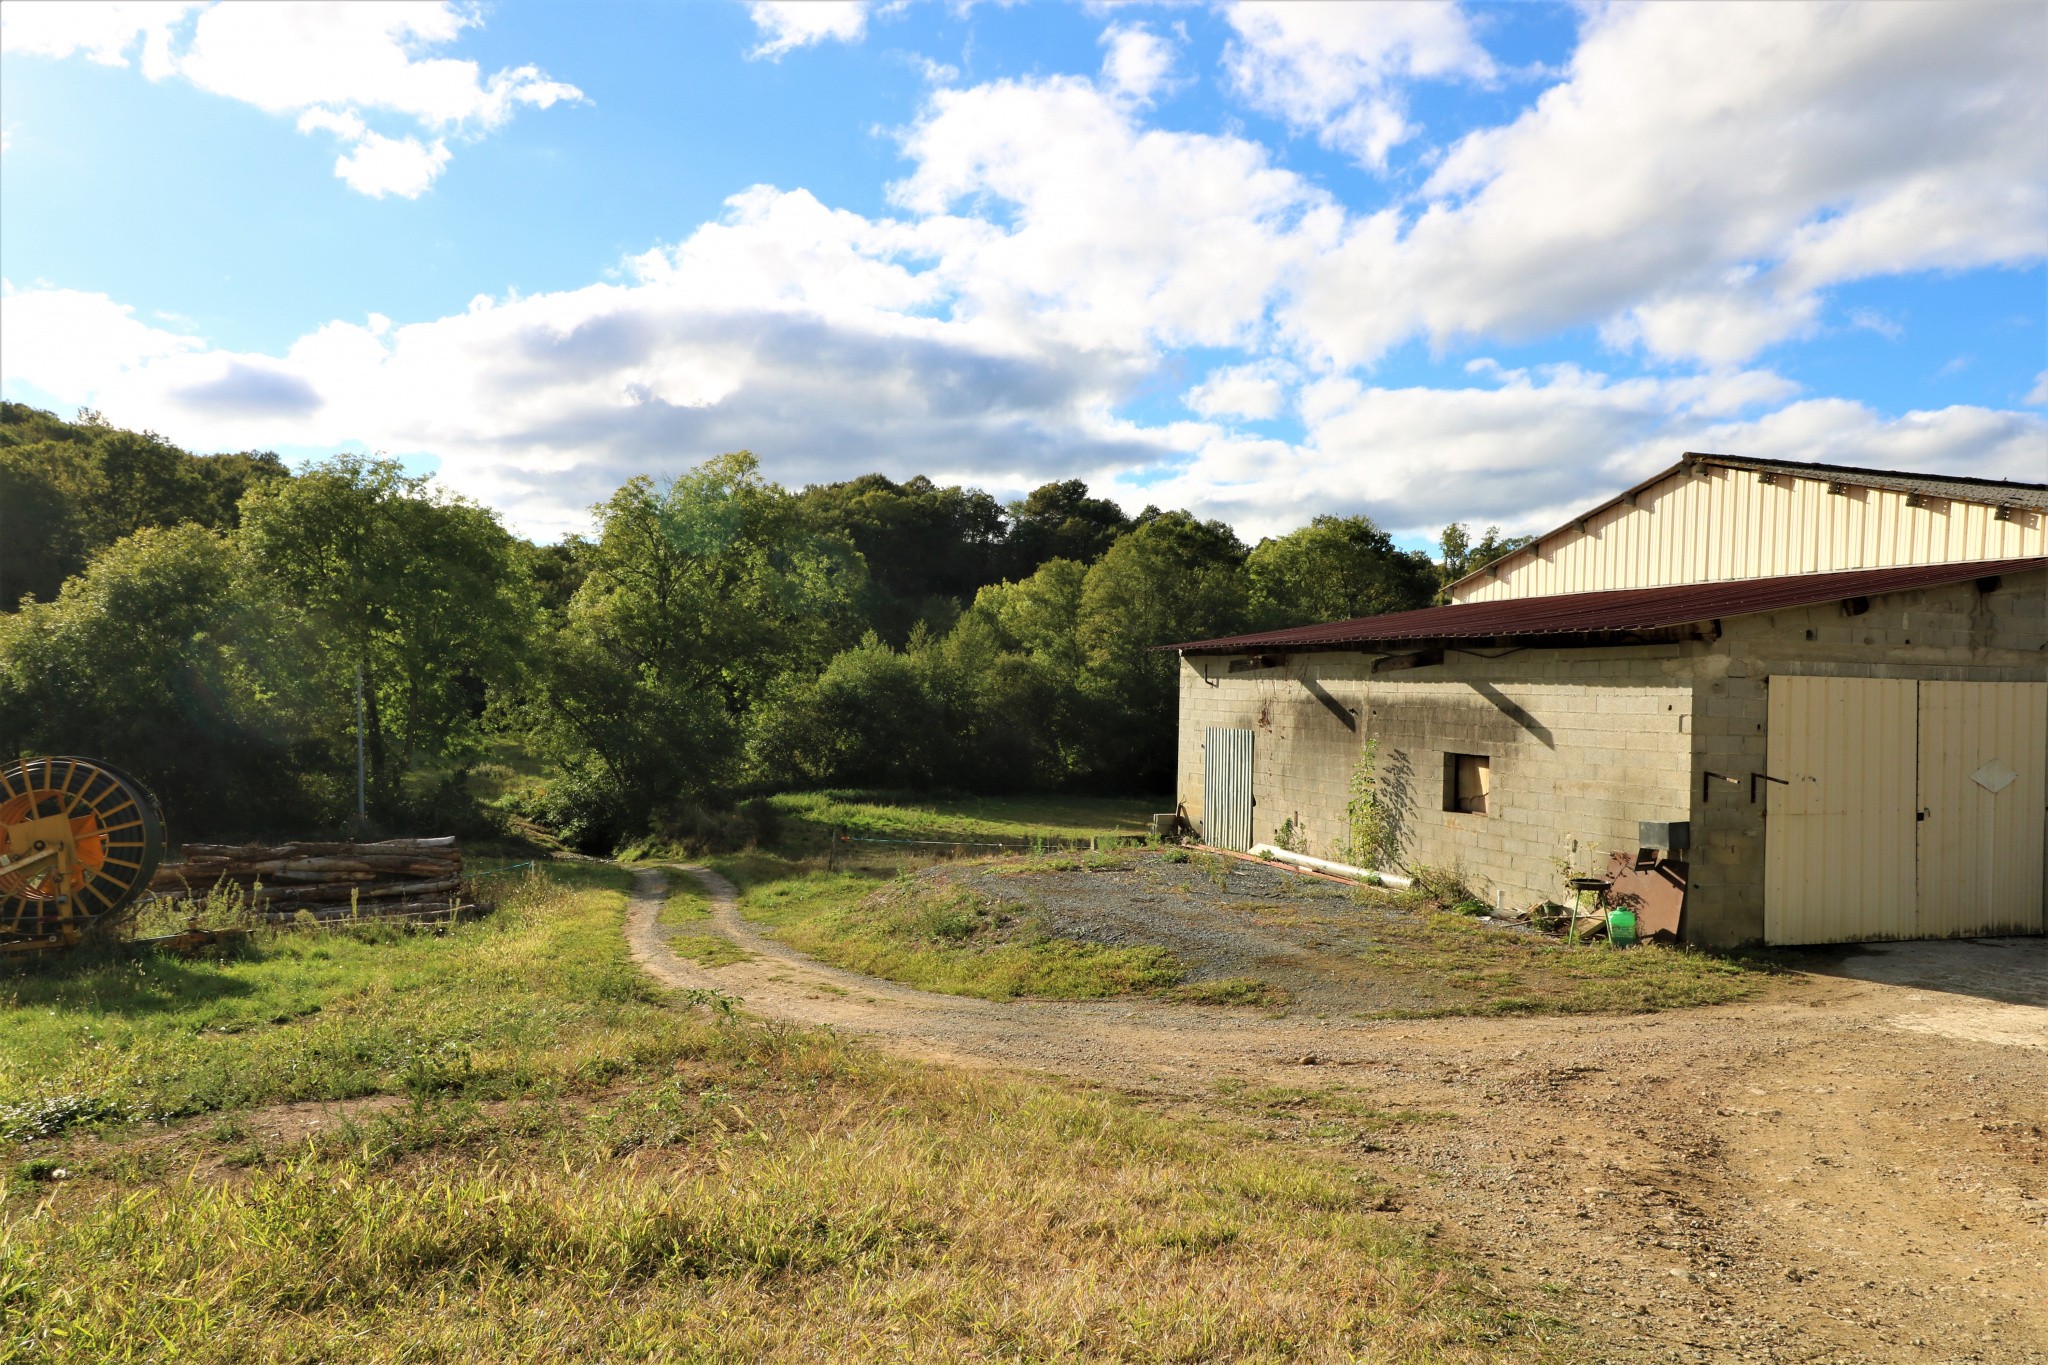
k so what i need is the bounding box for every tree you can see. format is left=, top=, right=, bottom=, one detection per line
left=796, top=474, right=1008, bottom=640
left=1437, top=522, right=1535, bottom=597
left=1002, top=479, right=1132, bottom=578
left=1247, top=515, right=1437, bottom=627
left=0, top=451, right=88, bottom=609
left=0, top=403, right=288, bottom=608
left=237, top=455, right=533, bottom=811
left=1074, top=512, right=1250, bottom=789
left=532, top=453, right=867, bottom=845
left=0, top=525, right=331, bottom=831
left=746, top=633, right=943, bottom=790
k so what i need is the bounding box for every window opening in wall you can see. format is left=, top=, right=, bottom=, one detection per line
left=1445, top=753, right=1490, bottom=815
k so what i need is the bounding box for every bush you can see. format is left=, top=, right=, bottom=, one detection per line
left=648, top=799, right=783, bottom=856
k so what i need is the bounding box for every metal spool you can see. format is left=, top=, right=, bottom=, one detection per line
left=1, top=756, right=165, bottom=952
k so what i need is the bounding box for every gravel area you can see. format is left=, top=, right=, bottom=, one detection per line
left=954, top=852, right=1549, bottom=1013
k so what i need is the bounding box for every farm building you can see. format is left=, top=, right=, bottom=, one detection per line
left=1171, top=453, right=2048, bottom=947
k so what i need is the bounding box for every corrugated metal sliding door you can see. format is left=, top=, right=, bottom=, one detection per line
left=1203, top=727, right=1255, bottom=851
left=1765, top=677, right=1919, bottom=944
left=1917, top=681, right=2048, bottom=938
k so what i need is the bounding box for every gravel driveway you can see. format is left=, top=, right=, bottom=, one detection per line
left=627, top=865, right=2048, bottom=1365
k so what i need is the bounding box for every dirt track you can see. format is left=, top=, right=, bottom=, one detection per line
left=627, top=866, right=2048, bottom=1364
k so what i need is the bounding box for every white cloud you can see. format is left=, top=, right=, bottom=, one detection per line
left=1222, top=1, right=1496, bottom=170
left=1185, top=361, right=1293, bottom=420
left=0, top=1, right=200, bottom=77
left=0, top=283, right=207, bottom=397
left=1, top=1, right=579, bottom=198
left=892, top=73, right=1337, bottom=355
left=2028, top=371, right=2048, bottom=406
left=748, top=1, right=869, bottom=59
left=5, top=16, right=2042, bottom=543
left=1285, top=1, right=2048, bottom=369
left=1846, top=307, right=1903, bottom=342
left=1100, top=23, right=1176, bottom=104
left=333, top=132, right=452, bottom=200
left=0, top=184, right=1166, bottom=539
left=1129, top=363, right=2044, bottom=540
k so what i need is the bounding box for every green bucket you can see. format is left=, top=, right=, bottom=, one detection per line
left=1606, top=908, right=1639, bottom=948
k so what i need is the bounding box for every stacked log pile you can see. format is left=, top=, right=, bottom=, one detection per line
left=148, top=837, right=481, bottom=922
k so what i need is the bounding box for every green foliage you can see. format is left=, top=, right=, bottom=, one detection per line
left=238, top=454, right=534, bottom=808
left=795, top=473, right=1007, bottom=642
left=1001, top=477, right=1132, bottom=575
left=0, top=524, right=335, bottom=829
left=526, top=455, right=868, bottom=849
left=1436, top=522, right=1536, bottom=597
left=1248, top=515, right=1437, bottom=627
left=1071, top=511, right=1251, bottom=786
left=4, top=401, right=1508, bottom=846
left=1, top=403, right=287, bottom=608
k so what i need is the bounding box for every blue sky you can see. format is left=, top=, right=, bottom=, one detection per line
left=3, top=1, right=2043, bottom=544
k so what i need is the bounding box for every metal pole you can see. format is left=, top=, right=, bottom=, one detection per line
left=355, top=661, right=368, bottom=833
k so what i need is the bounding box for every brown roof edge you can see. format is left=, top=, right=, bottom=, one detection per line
left=1442, top=453, right=2048, bottom=597
left=1165, top=556, right=2044, bottom=654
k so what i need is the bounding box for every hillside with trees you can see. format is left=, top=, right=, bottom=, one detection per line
left=0, top=402, right=1526, bottom=849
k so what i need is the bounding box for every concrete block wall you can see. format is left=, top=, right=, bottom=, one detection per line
left=1364, top=659, right=1693, bottom=912
left=1177, top=648, right=1697, bottom=913
left=1176, top=653, right=1372, bottom=859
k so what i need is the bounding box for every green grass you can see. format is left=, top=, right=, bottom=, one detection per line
left=0, top=863, right=670, bottom=1128
left=1345, top=899, right=1776, bottom=1016
left=720, top=856, right=1188, bottom=1002
left=0, top=862, right=1565, bottom=1363
left=653, top=879, right=754, bottom=966
left=659, top=880, right=713, bottom=924
left=770, top=790, right=1161, bottom=848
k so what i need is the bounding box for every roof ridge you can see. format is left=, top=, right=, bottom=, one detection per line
left=1688, top=452, right=2048, bottom=493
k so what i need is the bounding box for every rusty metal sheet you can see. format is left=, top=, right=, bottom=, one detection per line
left=1165, top=556, right=2043, bottom=653
left=1605, top=851, right=1687, bottom=943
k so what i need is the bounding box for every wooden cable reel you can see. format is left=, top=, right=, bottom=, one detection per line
left=1, top=757, right=165, bottom=952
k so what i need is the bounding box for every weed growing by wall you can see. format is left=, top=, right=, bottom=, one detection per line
left=1344, top=739, right=1394, bottom=870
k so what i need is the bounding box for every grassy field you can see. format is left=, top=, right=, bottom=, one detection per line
left=769, top=790, right=1161, bottom=848
left=716, top=853, right=1197, bottom=1001
left=0, top=862, right=1564, bottom=1363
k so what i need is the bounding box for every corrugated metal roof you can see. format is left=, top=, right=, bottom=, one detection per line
left=1170, top=556, right=2044, bottom=654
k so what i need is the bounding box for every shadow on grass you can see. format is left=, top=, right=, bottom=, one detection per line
left=2, top=947, right=260, bottom=1014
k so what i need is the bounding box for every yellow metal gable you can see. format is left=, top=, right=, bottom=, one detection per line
left=1453, top=461, right=2045, bottom=603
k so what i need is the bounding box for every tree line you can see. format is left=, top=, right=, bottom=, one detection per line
left=0, top=402, right=1530, bottom=848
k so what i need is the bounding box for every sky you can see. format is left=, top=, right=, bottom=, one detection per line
left=2, top=1, right=2044, bottom=548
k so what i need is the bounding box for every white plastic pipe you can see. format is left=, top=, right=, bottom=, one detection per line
left=1248, top=845, right=1414, bottom=888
